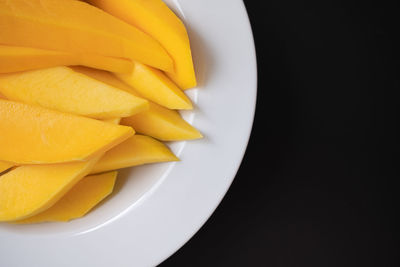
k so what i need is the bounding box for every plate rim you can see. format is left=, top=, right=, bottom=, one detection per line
left=156, top=1, right=257, bottom=264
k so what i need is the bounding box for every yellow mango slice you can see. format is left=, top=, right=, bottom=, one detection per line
left=0, top=0, right=173, bottom=72
left=115, top=62, right=192, bottom=110
left=72, top=67, right=202, bottom=141
left=0, top=161, right=13, bottom=173
left=0, top=67, right=149, bottom=119
left=0, top=45, right=133, bottom=74
left=0, top=99, right=134, bottom=164
left=0, top=158, right=99, bottom=221
left=91, top=135, right=178, bottom=174
left=122, top=104, right=202, bottom=141
left=88, top=0, right=197, bottom=89
left=16, top=172, right=117, bottom=224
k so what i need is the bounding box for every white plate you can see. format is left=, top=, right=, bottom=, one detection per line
left=0, top=0, right=257, bottom=266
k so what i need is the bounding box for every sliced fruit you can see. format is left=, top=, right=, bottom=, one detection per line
left=0, top=44, right=133, bottom=74
left=88, top=0, right=197, bottom=89
left=0, top=66, right=149, bottom=119
left=0, top=158, right=99, bottom=221
left=91, top=135, right=178, bottom=174
left=122, top=103, right=202, bottom=141
left=0, top=0, right=173, bottom=72
left=72, top=67, right=202, bottom=141
left=115, top=61, right=192, bottom=110
left=0, top=161, right=13, bottom=173
left=16, top=171, right=117, bottom=223
left=0, top=99, right=134, bottom=164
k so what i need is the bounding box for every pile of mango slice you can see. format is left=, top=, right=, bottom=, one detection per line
left=0, top=0, right=201, bottom=224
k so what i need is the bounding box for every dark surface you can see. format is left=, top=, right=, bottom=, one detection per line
left=161, top=1, right=399, bottom=266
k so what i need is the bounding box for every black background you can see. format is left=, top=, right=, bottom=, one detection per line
left=161, top=1, right=399, bottom=266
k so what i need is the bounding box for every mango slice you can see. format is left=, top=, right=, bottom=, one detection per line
left=91, top=135, right=178, bottom=174
left=88, top=0, right=197, bottom=89
left=0, top=99, right=134, bottom=164
left=0, top=158, right=99, bottom=221
left=0, top=161, right=13, bottom=173
left=0, top=45, right=133, bottom=74
left=115, top=61, right=192, bottom=110
left=16, top=172, right=117, bottom=224
left=72, top=67, right=202, bottom=141
left=0, top=67, right=149, bottom=119
left=0, top=0, right=173, bottom=72
left=121, top=104, right=202, bottom=141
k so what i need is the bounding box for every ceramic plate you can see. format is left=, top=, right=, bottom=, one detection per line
left=0, top=0, right=257, bottom=266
